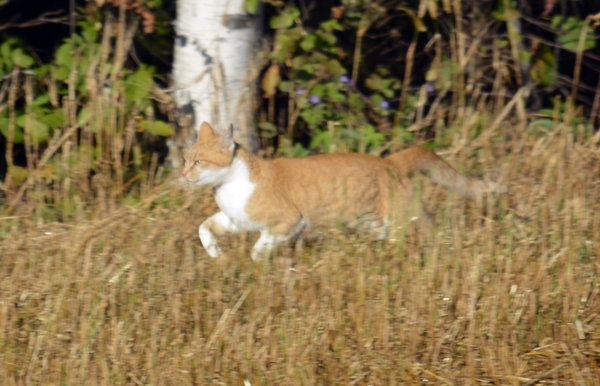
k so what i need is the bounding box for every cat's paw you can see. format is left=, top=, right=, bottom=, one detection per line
left=250, top=248, right=269, bottom=262
left=205, top=244, right=222, bottom=259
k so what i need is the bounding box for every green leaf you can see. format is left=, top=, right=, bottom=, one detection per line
left=244, top=0, right=260, bottom=14
left=147, top=0, right=163, bottom=8
left=316, top=31, right=337, bottom=45
left=440, top=60, right=453, bottom=88
left=312, top=52, right=328, bottom=64
left=348, top=93, right=365, bottom=109
left=537, top=108, right=555, bottom=117
left=258, top=121, right=278, bottom=138
left=279, top=138, right=310, bottom=158
left=79, top=21, right=98, bottom=43
left=1, top=42, right=11, bottom=60
left=300, top=106, right=324, bottom=128
left=528, top=118, right=554, bottom=134
left=551, top=16, right=563, bottom=28
left=273, top=33, right=294, bottom=62
left=78, top=55, right=90, bottom=80
left=55, top=41, right=74, bottom=68
left=310, top=129, right=332, bottom=151
left=300, top=34, right=317, bottom=51
left=33, top=64, right=51, bottom=80
left=564, top=18, right=577, bottom=29
left=278, top=81, right=291, bottom=93
left=362, top=125, right=384, bottom=149
left=324, top=83, right=344, bottom=102
left=8, top=165, right=28, bottom=186
left=77, top=107, right=91, bottom=126
left=0, top=114, right=25, bottom=144
left=125, top=66, right=154, bottom=102
left=340, top=128, right=361, bottom=141
left=530, top=46, right=557, bottom=87
left=12, top=48, right=34, bottom=68
left=555, top=17, right=595, bottom=53
left=286, top=26, right=304, bottom=41
left=55, top=66, right=70, bottom=81
left=299, top=63, right=317, bottom=74
left=270, top=7, right=300, bottom=29
left=16, top=114, right=50, bottom=144
left=321, top=20, right=343, bottom=31
left=491, top=9, right=505, bottom=21
left=324, top=59, right=346, bottom=76
left=140, top=120, right=174, bottom=136
left=365, top=74, right=381, bottom=90
left=495, top=39, right=509, bottom=49
left=291, top=56, right=307, bottom=69
left=370, top=94, right=384, bottom=107
left=33, top=94, right=50, bottom=106
left=1, top=42, right=13, bottom=68
left=518, top=49, right=531, bottom=65
left=310, top=84, right=325, bottom=97
left=365, top=74, right=394, bottom=92
left=292, top=143, right=311, bottom=157
left=37, top=108, right=65, bottom=129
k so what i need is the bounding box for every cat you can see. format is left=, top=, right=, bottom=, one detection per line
left=183, top=122, right=508, bottom=261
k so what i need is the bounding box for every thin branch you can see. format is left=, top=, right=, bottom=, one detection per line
left=0, top=10, right=69, bottom=32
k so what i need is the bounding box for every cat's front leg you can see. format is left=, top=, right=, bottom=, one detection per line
left=199, top=212, right=239, bottom=258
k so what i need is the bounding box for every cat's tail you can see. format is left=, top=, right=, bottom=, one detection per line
left=384, top=147, right=508, bottom=198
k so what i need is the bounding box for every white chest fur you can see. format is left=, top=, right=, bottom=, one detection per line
left=213, top=158, right=262, bottom=231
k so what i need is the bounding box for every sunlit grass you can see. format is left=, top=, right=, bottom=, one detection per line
left=1, top=121, right=599, bottom=385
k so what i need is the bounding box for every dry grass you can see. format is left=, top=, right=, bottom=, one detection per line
left=1, top=122, right=600, bottom=386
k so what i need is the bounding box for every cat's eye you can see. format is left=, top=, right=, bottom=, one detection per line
left=194, top=160, right=202, bottom=165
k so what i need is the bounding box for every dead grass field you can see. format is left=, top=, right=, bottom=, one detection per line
left=1, top=124, right=600, bottom=385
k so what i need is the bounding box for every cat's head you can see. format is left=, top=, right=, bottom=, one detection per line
left=182, top=122, right=235, bottom=186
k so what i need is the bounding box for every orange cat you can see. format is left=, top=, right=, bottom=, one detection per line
left=183, top=122, right=507, bottom=260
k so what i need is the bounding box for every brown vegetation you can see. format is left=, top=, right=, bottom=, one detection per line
left=2, top=119, right=599, bottom=385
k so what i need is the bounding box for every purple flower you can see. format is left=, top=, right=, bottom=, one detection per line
left=425, top=82, right=435, bottom=95
left=380, top=100, right=390, bottom=109
left=339, top=74, right=355, bottom=86
left=296, top=88, right=307, bottom=96
left=309, top=95, right=321, bottom=104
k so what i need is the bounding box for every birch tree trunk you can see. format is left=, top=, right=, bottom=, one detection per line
left=173, top=0, right=260, bottom=153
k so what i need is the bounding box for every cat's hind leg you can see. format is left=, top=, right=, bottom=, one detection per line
left=199, top=212, right=240, bottom=258
left=251, top=219, right=305, bottom=261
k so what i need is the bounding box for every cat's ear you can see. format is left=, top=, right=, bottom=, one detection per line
left=219, top=123, right=235, bottom=152
left=198, top=122, right=215, bottom=142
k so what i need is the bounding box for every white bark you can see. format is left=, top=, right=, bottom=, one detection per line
left=173, top=0, right=259, bottom=151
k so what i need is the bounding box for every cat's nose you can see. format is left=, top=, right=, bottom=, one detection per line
left=182, top=170, right=187, bottom=177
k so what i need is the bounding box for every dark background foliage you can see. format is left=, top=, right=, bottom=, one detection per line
left=0, top=0, right=599, bottom=210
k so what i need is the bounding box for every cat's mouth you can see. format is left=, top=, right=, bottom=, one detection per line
left=185, top=173, right=218, bottom=186
left=184, top=175, right=205, bottom=185
left=184, top=165, right=232, bottom=187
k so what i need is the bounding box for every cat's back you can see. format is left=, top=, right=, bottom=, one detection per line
left=271, top=152, right=391, bottom=176
left=267, top=152, right=399, bottom=196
